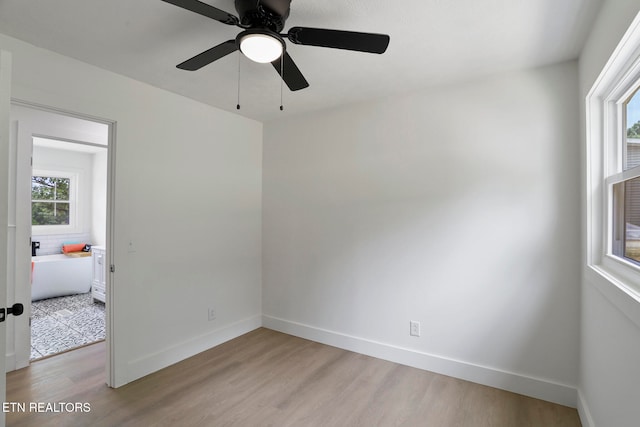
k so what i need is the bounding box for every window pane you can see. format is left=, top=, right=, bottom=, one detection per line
left=625, top=176, right=640, bottom=262
left=32, top=176, right=55, bottom=200
left=54, top=178, right=69, bottom=200
left=626, top=89, right=640, bottom=170
left=31, top=176, right=70, bottom=201
left=32, top=202, right=70, bottom=226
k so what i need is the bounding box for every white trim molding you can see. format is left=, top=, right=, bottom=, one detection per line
left=577, top=389, right=595, bottom=427
left=122, top=315, right=262, bottom=388
left=262, top=315, right=578, bottom=408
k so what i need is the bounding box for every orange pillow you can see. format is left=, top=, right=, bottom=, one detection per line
left=62, top=243, right=86, bottom=254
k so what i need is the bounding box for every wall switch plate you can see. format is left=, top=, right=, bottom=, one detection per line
left=410, top=320, right=420, bottom=337
left=208, top=308, right=216, bottom=321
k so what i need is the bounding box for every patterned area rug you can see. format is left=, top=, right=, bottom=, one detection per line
left=31, top=292, right=105, bottom=361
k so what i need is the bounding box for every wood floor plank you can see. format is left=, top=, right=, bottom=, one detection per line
left=6, top=328, right=581, bottom=426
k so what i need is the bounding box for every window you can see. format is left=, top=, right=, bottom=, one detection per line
left=31, top=170, right=78, bottom=233
left=32, top=176, right=71, bottom=225
left=586, top=12, right=640, bottom=297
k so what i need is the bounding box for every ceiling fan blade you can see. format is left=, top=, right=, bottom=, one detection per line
left=271, top=52, right=309, bottom=91
left=177, top=40, right=238, bottom=70
left=287, top=27, right=390, bottom=54
left=161, top=0, right=239, bottom=26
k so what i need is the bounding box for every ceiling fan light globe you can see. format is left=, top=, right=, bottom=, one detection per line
left=240, top=34, right=283, bottom=63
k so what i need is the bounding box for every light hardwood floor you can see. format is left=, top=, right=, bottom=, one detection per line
left=6, top=328, right=581, bottom=426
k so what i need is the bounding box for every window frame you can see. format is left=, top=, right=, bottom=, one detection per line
left=31, top=169, right=80, bottom=235
left=586, top=12, right=640, bottom=304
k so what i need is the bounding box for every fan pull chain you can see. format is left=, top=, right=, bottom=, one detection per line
left=279, top=54, right=284, bottom=111
left=236, top=52, right=241, bottom=110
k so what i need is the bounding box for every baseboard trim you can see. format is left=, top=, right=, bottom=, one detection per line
left=577, top=389, right=595, bottom=427
left=122, top=314, right=262, bottom=387
left=263, top=315, right=577, bottom=408
left=5, top=352, right=15, bottom=372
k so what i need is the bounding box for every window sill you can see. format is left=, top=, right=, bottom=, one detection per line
left=586, top=264, right=640, bottom=329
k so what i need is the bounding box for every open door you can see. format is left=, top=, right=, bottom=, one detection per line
left=10, top=121, right=31, bottom=369
left=7, top=116, right=36, bottom=371
left=0, top=49, right=14, bottom=427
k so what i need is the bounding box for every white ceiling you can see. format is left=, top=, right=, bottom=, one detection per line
left=0, top=0, right=602, bottom=122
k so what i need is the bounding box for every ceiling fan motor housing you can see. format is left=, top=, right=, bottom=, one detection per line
left=234, top=0, right=291, bottom=32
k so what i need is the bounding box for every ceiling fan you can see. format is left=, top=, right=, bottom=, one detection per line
left=161, top=0, right=390, bottom=91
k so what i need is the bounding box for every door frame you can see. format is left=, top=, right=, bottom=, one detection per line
left=9, top=99, right=116, bottom=387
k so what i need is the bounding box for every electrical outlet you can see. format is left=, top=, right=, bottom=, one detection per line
left=410, top=320, right=420, bottom=337
left=208, top=308, right=216, bottom=321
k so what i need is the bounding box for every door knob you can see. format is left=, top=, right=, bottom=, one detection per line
left=0, top=303, right=24, bottom=322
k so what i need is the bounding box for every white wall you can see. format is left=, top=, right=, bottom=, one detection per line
left=579, top=1, right=640, bottom=426
left=263, top=61, right=581, bottom=406
left=0, top=33, right=263, bottom=386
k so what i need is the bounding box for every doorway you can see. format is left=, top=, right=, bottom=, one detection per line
left=6, top=102, right=114, bottom=384
left=30, top=135, right=107, bottom=359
